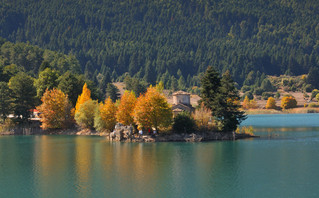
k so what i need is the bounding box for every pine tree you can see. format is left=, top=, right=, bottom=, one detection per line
left=219, top=71, right=246, bottom=132
left=200, top=66, right=221, bottom=113
left=201, top=67, right=246, bottom=132
left=105, top=83, right=120, bottom=102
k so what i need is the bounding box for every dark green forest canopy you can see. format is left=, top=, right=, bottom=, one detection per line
left=1, top=0, right=319, bottom=87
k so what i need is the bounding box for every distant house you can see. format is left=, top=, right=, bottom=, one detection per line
left=171, top=91, right=194, bottom=116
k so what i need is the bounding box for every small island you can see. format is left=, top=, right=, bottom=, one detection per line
left=1, top=66, right=255, bottom=141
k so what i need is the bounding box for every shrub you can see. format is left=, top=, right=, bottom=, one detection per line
left=242, top=96, right=250, bottom=109
left=261, top=79, right=275, bottom=92
left=249, top=99, right=258, bottom=109
left=173, top=112, right=196, bottom=134
left=281, top=96, right=297, bottom=109
left=0, top=119, right=16, bottom=133
left=242, top=96, right=258, bottom=109
left=308, top=103, right=318, bottom=108
left=265, top=97, right=277, bottom=109
left=262, top=92, right=274, bottom=100
left=253, top=87, right=264, bottom=96
left=275, top=92, right=280, bottom=99
left=235, top=126, right=254, bottom=136
left=282, top=78, right=289, bottom=86
left=304, top=84, right=312, bottom=92
left=311, top=89, right=319, bottom=100
left=241, top=85, right=251, bottom=93
left=290, top=85, right=296, bottom=92
left=242, top=91, right=253, bottom=100
left=192, top=103, right=212, bottom=129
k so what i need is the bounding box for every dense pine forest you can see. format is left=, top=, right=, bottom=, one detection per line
left=1, top=0, right=319, bottom=90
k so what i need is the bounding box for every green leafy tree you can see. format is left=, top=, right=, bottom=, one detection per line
left=58, top=71, right=83, bottom=105
left=75, top=99, right=98, bottom=129
left=9, top=73, right=37, bottom=121
left=35, top=68, right=60, bottom=97
left=0, top=82, right=12, bottom=121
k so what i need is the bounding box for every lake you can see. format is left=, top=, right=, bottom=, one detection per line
left=1, top=113, right=319, bottom=197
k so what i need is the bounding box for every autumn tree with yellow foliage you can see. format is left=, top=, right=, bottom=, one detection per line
left=116, top=91, right=136, bottom=126
left=242, top=96, right=258, bottom=109
left=281, top=96, right=297, bottom=109
left=75, top=83, right=91, bottom=114
left=242, top=96, right=250, bottom=109
left=265, top=97, right=277, bottom=109
left=133, top=86, right=172, bottom=132
left=94, top=97, right=117, bottom=132
left=37, top=88, right=73, bottom=129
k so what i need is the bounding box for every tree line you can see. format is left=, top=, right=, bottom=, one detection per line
left=1, top=64, right=245, bottom=133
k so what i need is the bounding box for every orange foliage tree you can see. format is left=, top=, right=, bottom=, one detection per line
left=133, top=86, right=172, bottom=132
left=94, top=97, right=117, bottom=132
left=249, top=99, right=258, bottom=109
left=265, top=97, right=277, bottom=109
left=75, top=83, right=91, bottom=114
left=281, top=96, right=297, bottom=109
left=192, top=103, right=212, bottom=129
left=37, top=88, right=73, bottom=129
left=242, top=96, right=250, bottom=109
left=242, top=96, right=258, bottom=109
left=116, top=91, right=136, bottom=125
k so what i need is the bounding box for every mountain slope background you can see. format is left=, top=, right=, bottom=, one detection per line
left=1, top=0, right=319, bottom=89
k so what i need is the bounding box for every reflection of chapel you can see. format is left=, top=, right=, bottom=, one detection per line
left=171, top=91, right=194, bottom=116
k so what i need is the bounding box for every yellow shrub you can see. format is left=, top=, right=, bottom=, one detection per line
left=281, top=96, right=297, bottom=109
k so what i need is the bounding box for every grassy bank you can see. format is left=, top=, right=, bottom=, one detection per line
left=245, top=107, right=319, bottom=115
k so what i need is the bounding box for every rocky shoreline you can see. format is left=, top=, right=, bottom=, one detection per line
left=0, top=123, right=257, bottom=142
left=107, top=123, right=257, bottom=142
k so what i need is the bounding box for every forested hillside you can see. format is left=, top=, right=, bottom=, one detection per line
left=1, top=0, right=319, bottom=89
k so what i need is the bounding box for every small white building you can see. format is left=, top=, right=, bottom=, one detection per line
left=172, top=91, right=194, bottom=116
left=173, top=91, right=191, bottom=105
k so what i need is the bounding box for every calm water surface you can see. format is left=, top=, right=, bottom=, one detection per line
left=1, top=114, right=319, bottom=198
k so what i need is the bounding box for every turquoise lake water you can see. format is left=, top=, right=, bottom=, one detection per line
left=1, top=113, right=319, bottom=197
